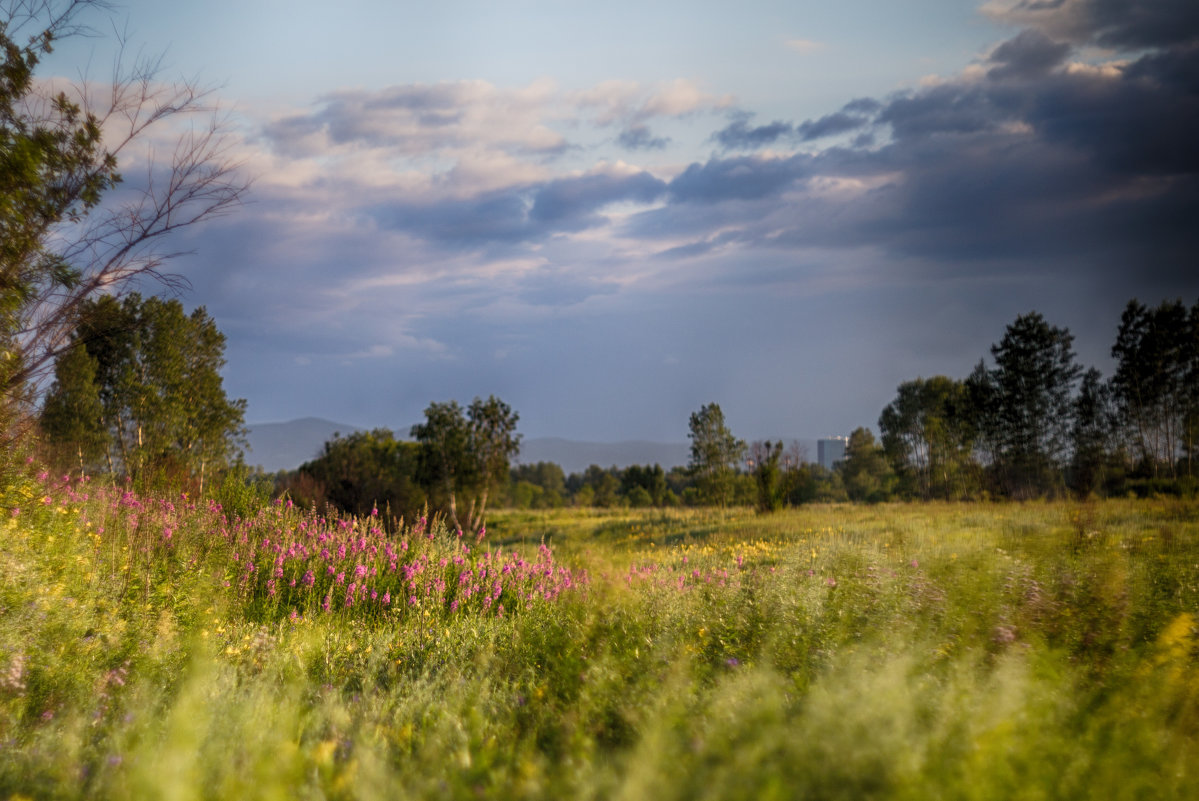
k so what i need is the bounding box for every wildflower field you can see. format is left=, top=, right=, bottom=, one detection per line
left=2, top=469, right=1198, bottom=800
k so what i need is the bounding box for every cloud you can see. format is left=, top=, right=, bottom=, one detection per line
left=263, top=79, right=568, bottom=159
left=713, top=99, right=881, bottom=151
left=366, top=165, right=667, bottom=247
left=618, top=124, right=671, bottom=150
left=667, top=153, right=811, bottom=204
left=796, top=111, right=871, bottom=141
left=621, top=15, right=1198, bottom=305
left=712, top=116, right=794, bottom=150
left=981, top=0, right=1199, bottom=48
left=573, top=78, right=733, bottom=127
left=986, top=29, right=1073, bottom=80
left=529, top=167, right=667, bottom=226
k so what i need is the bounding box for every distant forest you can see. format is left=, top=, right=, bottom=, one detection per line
left=268, top=298, right=1199, bottom=522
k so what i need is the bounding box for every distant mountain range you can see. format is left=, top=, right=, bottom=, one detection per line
left=244, top=418, right=815, bottom=475
left=244, top=417, right=363, bottom=472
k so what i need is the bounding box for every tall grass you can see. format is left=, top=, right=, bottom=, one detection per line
left=2, top=469, right=1197, bottom=799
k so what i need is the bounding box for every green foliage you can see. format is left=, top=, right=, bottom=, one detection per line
left=509, top=462, right=567, bottom=508
left=839, top=427, right=896, bottom=503
left=39, top=293, right=246, bottom=492
left=4, top=473, right=1199, bottom=800
left=748, top=440, right=784, bottom=513
left=1, top=2, right=117, bottom=400
left=290, top=428, right=424, bottom=520
left=879, top=376, right=977, bottom=499
left=214, top=465, right=274, bottom=521
left=1068, top=368, right=1123, bottom=497
left=1111, top=298, right=1199, bottom=479
left=621, top=464, right=668, bottom=507
left=412, top=395, right=520, bottom=531
left=688, top=403, right=746, bottom=507
left=38, top=341, right=105, bottom=475
left=970, top=311, right=1081, bottom=498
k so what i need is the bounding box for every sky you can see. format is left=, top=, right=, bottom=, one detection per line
left=37, top=0, right=1199, bottom=443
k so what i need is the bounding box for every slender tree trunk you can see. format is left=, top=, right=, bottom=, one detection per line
left=447, top=487, right=462, bottom=533
left=115, top=415, right=131, bottom=477
left=471, top=485, right=490, bottom=533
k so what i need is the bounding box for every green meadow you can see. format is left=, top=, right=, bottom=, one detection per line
left=2, top=471, right=1197, bottom=800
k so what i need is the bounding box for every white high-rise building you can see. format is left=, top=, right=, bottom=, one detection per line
left=817, top=437, right=848, bottom=471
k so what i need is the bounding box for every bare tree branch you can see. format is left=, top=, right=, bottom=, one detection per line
left=1, top=0, right=249, bottom=428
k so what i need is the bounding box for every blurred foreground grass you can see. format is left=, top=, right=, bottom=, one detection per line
left=2, top=475, right=1197, bottom=800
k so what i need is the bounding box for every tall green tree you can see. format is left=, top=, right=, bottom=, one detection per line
left=40, top=293, right=246, bottom=490
left=412, top=395, right=520, bottom=532
left=1069, top=368, right=1121, bottom=496
left=839, top=427, right=896, bottom=503
left=1110, top=298, right=1198, bottom=478
left=38, top=340, right=104, bottom=475
left=748, top=440, right=784, bottom=513
left=465, top=395, right=521, bottom=527
left=878, top=376, right=977, bottom=499
left=412, top=400, right=471, bottom=527
left=687, top=403, right=745, bottom=506
left=978, top=311, right=1081, bottom=497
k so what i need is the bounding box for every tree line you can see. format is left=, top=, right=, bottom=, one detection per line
left=874, top=300, right=1199, bottom=501
left=277, top=299, right=1199, bottom=519
left=277, top=400, right=844, bottom=520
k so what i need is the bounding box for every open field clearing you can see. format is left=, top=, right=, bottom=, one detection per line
left=2, top=473, right=1198, bottom=799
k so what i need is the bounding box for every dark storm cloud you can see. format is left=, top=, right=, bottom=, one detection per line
left=876, top=84, right=1005, bottom=138
left=638, top=16, right=1199, bottom=300
left=1027, top=49, right=1199, bottom=175
left=987, top=0, right=1199, bottom=49
left=986, top=29, right=1072, bottom=80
